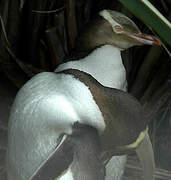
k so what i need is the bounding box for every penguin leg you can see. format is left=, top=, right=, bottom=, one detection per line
left=136, top=132, right=155, bottom=180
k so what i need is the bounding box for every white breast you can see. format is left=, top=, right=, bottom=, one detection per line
left=55, top=45, right=127, bottom=91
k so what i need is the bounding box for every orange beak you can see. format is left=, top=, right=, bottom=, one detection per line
left=124, top=32, right=161, bottom=46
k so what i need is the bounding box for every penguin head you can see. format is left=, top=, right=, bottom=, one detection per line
left=75, top=10, right=160, bottom=51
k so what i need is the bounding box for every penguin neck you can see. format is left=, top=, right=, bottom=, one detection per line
left=83, top=45, right=123, bottom=69
left=57, top=45, right=127, bottom=90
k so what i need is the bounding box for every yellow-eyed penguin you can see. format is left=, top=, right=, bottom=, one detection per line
left=7, top=9, right=160, bottom=180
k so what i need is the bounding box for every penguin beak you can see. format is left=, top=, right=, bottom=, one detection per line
left=124, top=32, right=161, bottom=46
left=136, top=133, right=155, bottom=180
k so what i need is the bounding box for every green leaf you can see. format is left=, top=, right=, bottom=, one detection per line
left=118, top=0, right=171, bottom=46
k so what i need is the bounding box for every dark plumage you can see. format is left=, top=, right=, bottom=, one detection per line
left=60, top=69, right=148, bottom=151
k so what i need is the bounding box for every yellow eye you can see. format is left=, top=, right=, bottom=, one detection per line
left=113, top=25, right=123, bottom=33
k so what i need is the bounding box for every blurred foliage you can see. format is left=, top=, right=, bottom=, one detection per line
left=118, top=0, right=171, bottom=46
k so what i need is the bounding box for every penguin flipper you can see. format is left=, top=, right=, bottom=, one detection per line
left=29, top=134, right=74, bottom=180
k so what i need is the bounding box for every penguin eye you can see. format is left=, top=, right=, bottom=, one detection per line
left=113, top=25, right=123, bottom=33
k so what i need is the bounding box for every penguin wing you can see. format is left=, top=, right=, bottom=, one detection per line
left=29, top=135, right=74, bottom=180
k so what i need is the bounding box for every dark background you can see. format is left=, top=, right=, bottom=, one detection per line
left=0, top=0, right=171, bottom=179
